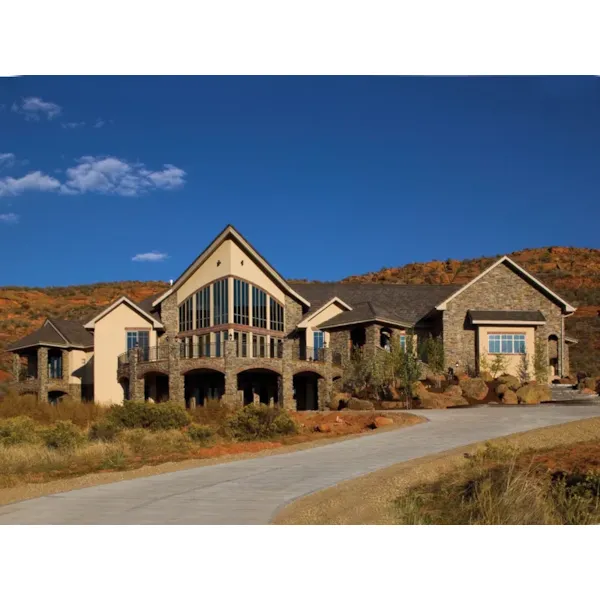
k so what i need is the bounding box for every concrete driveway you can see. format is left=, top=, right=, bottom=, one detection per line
left=1, top=404, right=600, bottom=524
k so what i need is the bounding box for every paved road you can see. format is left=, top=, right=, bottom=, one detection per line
left=1, top=404, right=600, bottom=524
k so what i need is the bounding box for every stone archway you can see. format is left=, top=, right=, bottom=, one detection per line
left=548, top=334, right=559, bottom=380
left=184, top=368, right=225, bottom=409
left=119, top=377, right=130, bottom=401
left=142, top=371, right=170, bottom=403
left=237, top=368, right=280, bottom=407
left=293, top=371, right=323, bottom=411
left=48, top=390, right=68, bottom=405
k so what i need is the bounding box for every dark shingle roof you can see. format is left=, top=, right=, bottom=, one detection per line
left=6, top=318, right=93, bottom=351
left=290, top=283, right=461, bottom=327
left=468, top=310, right=546, bottom=323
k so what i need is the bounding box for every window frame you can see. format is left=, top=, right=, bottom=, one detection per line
left=487, top=332, right=526, bottom=355
left=269, top=297, right=284, bottom=332
left=233, top=279, right=250, bottom=325
left=213, top=278, right=229, bottom=326
left=252, top=286, right=267, bottom=329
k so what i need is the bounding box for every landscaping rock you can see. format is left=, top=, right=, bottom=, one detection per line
left=457, top=372, right=470, bottom=381
left=329, top=392, right=351, bottom=410
left=373, top=416, right=394, bottom=428
left=480, top=371, right=493, bottom=382
left=582, top=377, right=597, bottom=392
left=516, top=383, right=551, bottom=405
left=459, top=377, right=488, bottom=401
left=347, top=398, right=374, bottom=411
left=417, top=390, right=469, bottom=409
left=496, top=374, right=521, bottom=391
left=495, top=383, right=509, bottom=398
left=426, top=373, right=445, bottom=388
left=502, top=389, right=518, bottom=405
left=582, top=388, right=597, bottom=395
left=411, top=381, right=428, bottom=401
left=446, top=385, right=463, bottom=396
left=381, top=401, right=404, bottom=409
left=315, top=423, right=332, bottom=433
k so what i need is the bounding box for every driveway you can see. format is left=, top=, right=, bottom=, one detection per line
left=1, top=404, right=600, bottom=524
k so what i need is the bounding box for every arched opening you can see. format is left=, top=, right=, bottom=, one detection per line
left=350, top=326, right=366, bottom=349
left=119, top=377, right=130, bottom=401
left=143, top=372, right=169, bottom=403
left=380, top=327, right=392, bottom=351
left=293, top=371, right=322, bottom=411
left=48, top=390, right=68, bottom=405
left=184, top=369, right=225, bottom=409
left=548, top=334, right=559, bottom=380
left=237, top=368, right=280, bottom=407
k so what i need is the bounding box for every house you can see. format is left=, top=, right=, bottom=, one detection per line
left=6, top=225, right=577, bottom=408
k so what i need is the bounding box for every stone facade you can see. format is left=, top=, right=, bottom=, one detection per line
left=442, top=262, right=565, bottom=376
left=285, top=295, right=304, bottom=335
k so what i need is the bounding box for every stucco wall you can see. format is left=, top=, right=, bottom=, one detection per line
left=93, top=303, right=159, bottom=405
left=68, top=349, right=93, bottom=384
left=302, top=303, right=346, bottom=348
left=477, top=325, right=535, bottom=379
left=442, top=262, right=564, bottom=376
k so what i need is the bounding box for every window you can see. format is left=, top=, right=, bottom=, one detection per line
left=270, top=298, right=284, bottom=331
left=313, top=330, right=324, bottom=360
left=198, top=333, right=211, bottom=357
left=214, top=331, right=226, bottom=358
left=252, top=334, right=267, bottom=358
left=252, top=287, right=267, bottom=329
left=213, top=279, right=229, bottom=325
left=48, top=354, right=62, bottom=379
left=400, top=335, right=406, bottom=352
left=235, top=331, right=248, bottom=357
left=179, top=297, right=193, bottom=332
left=488, top=333, right=526, bottom=354
left=270, top=337, right=283, bottom=358
left=127, top=330, right=149, bottom=351
left=195, top=286, right=210, bottom=329
left=234, top=279, right=249, bottom=325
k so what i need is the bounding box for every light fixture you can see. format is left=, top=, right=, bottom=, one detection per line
left=217, top=260, right=221, bottom=266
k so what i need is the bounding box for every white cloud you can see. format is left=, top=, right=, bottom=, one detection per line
left=0, top=171, right=61, bottom=196
left=61, top=121, right=85, bottom=129
left=0, top=153, right=15, bottom=169
left=12, top=96, right=62, bottom=120
left=132, top=251, right=169, bottom=262
left=93, top=118, right=105, bottom=128
left=0, top=213, right=20, bottom=225
left=0, top=156, right=186, bottom=197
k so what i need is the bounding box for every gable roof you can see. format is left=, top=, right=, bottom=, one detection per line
left=317, top=301, right=414, bottom=329
left=290, top=282, right=460, bottom=327
left=151, top=225, right=310, bottom=308
left=6, top=318, right=94, bottom=352
left=84, top=296, right=164, bottom=330
left=435, top=256, right=576, bottom=313
left=297, top=296, right=352, bottom=327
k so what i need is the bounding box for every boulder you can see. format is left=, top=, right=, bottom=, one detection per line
left=426, top=373, right=445, bottom=388
left=582, top=388, right=596, bottom=395
left=495, top=383, right=509, bottom=398
left=347, top=398, right=374, bottom=411
left=459, top=377, right=488, bottom=401
left=329, top=392, right=351, bottom=410
left=315, top=423, right=332, bottom=433
left=502, top=389, right=519, bottom=405
left=582, top=377, right=597, bottom=392
left=480, top=371, right=493, bottom=382
left=373, top=416, right=395, bottom=428
left=496, top=374, right=521, bottom=391
left=411, top=381, right=428, bottom=401
left=381, top=401, right=404, bottom=409
left=446, top=384, right=463, bottom=397
left=418, top=390, right=469, bottom=409
left=457, top=372, right=470, bottom=381
left=516, top=383, right=551, bottom=405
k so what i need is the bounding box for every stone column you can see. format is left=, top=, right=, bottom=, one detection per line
left=282, top=339, right=295, bottom=410
left=37, top=346, right=49, bottom=404
left=61, top=350, right=70, bottom=383
left=223, top=339, right=241, bottom=409
left=129, top=350, right=144, bottom=402
left=168, top=341, right=185, bottom=405
left=319, top=346, right=333, bottom=411
left=12, top=353, right=20, bottom=383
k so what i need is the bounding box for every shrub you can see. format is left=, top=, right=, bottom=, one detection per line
left=89, top=419, right=122, bottom=442
left=186, top=424, right=215, bottom=444
left=120, top=428, right=191, bottom=456
left=226, top=405, right=298, bottom=441
left=421, top=335, right=445, bottom=375
left=0, top=416, right=40, bottom=446
left=41, top=420, right=85, bottom=450
left=106, top=401, right=191, bottom=431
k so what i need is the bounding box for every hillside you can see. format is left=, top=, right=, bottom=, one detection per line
left=0, top=247, right=598, bottom=383
left=0, top=281, right=169, bottom=382
left=342, top=247, right=600, bottom=375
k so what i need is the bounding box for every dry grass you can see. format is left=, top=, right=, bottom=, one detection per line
left=273, top=417, right=600, bottom=524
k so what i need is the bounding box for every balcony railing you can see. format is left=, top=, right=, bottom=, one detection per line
left=180, top=343, right=223, bottom=360
left=240, top=340, right=284, bottom=359
left=294, top=346, right=325, bottom=362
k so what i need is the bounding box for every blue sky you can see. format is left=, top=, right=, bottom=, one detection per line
left=1, top=76, right=599, bottom=287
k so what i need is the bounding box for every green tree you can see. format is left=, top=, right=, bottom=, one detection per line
left=393, top=331, right=421, bottom=408
left=534, top=337, right=548, bottom=383
left=421, top=334, right=445, bottom=374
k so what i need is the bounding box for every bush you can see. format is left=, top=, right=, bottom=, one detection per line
left=226, top=405, right=297, bottom=441
left=41, top=420, right=85, bottom=450
left=106, top=401, right=191, bottom=431
left=89, top=419, right=122, bottom=442
left=186, top=424, right=215, bottom=444
left=0, top=416, right=40, bottom=446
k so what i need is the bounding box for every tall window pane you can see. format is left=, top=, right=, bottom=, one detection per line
left=270, top=298, right=284, bottom=331
left=214, top=279, right=229, bottom=325
left=195, top=286, right=210, bottom=329
left=179, top=297, right=193, bottom=332
left=234, top=279, right=249, bottom=325
left=252, top=287, right=267, bottom=329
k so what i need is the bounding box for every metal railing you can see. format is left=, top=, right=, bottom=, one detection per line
left=294, top=346, right=325, bottom=362
left=180, top=342, right=223, bottom=360
left=245, top=340, right=284, bottom=359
